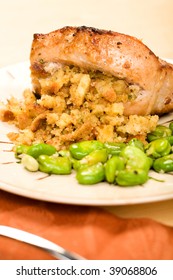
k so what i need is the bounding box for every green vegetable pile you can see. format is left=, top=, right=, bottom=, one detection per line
left=14, top=122, right=173, bottom=186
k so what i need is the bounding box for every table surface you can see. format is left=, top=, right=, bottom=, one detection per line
left=0, top=0, right=173, bottom=227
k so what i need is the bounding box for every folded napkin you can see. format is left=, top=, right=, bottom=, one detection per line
left=0, top=190, right=173, bottom=260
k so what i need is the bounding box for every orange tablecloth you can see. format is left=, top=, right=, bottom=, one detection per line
left=0, top=190, right=173, bottom=260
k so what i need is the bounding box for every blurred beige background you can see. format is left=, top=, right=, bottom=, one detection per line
left=0, top=0, right=173, bottom=67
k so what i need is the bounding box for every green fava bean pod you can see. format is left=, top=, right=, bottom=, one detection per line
left=76, top=162, right=105, bottom=185
left=153, top=154, right=173, bottom=173
left=69, top=140, right=104, bottom=160
left=27, top=143, right=57, bottom=159
left=38, top=155, right=71, bottom=175
left=103, top=142, right=126, bottom=156
left=145, top=138, right=171, bottom=159
left=116, top=169, right=149, bottom=186
left=105, top=156, right=125, bottom=183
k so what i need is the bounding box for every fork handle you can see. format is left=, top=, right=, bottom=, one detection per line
left=0, top=225, right=85, bottom=260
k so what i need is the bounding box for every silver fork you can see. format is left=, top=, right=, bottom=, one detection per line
left=0, top=225, right=85, bottom=260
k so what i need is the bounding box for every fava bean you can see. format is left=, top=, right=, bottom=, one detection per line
left=72, top=149, right=108, bottom=170
left=69, top=140, right=104, bottom=160
left=80, top=149, right=108, bottom=165
left=127, top=138, right=144, bottom=151
left=116, top=169, right=148, bottom=186
left=120, top=146, right=151, bottom=171
left=105, top=156, right=125, bottom=183
left=103, top=142, right=126, bottom=156
left=27, top=143, right=57, bottom=158
left=15, top=144, right=29, bottom=158
left=169, top=122, right=173, bottom=134
left=21, top=154, right=39, bottom=172
left=58, top=150, right=71, bottom=157
left=38, top=155, right=71, bottom=175
left=153, top=154, right=173, bottom=173
left=145, top=138, right=171, bottom=158
left=76, top=162, right=105, bottom=185
left=147, top=125, right=172, bottom=142
left=165, top=135, right=173, bottom=146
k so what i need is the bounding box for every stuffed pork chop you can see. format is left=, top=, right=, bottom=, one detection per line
left=30, top=26, right=173, bottom=116
left=1, top=26, right=173, bottom=149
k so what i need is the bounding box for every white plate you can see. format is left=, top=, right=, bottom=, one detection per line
left=0, top=61, right=173, bottom=206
